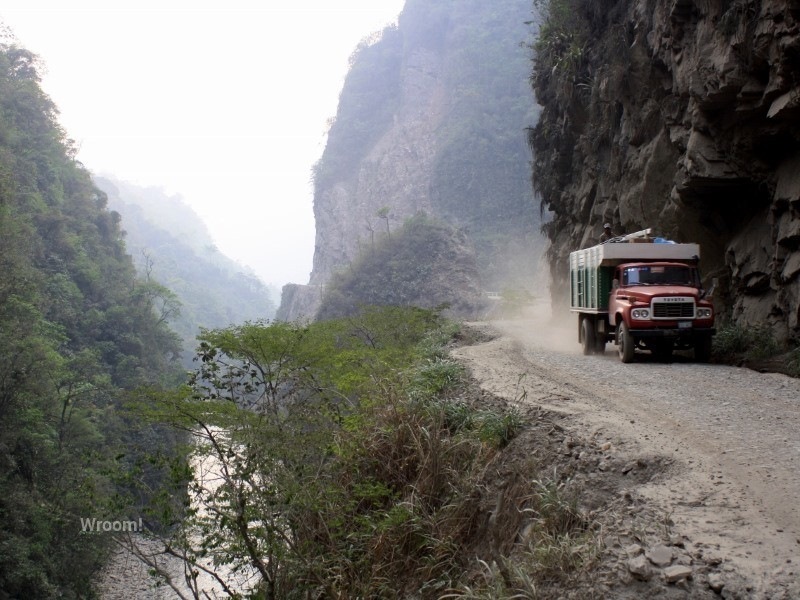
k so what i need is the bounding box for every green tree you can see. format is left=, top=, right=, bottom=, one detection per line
left=0, top=40, right=184, bottom=597
left=376, top=205, right=391, bottom=234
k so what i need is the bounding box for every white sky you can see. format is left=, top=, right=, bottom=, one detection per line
left=0, top=0, right=405, bottom=289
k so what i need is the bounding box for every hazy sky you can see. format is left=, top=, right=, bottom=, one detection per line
left=0, top=0, right=405, bottom=288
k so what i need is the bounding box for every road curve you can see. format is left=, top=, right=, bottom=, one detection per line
left=453, top=308, right=800, bottom=596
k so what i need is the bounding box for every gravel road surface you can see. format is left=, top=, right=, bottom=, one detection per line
left=453, top=307, right=800, bottom=597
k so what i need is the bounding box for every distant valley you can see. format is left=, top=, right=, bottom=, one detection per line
left=95, top=176, right=278, bottom=363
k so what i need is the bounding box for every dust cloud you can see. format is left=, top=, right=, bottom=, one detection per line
left=492, top=299, right=581, bottom=356
left=481, top=245, right=581, bottom=356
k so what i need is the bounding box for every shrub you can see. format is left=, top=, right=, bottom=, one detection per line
left=476, top=408, right=523, bottom=448
left=408, top=358, right=466, bottom=401
left=142, top=306, right=594, bottom=597
left=713, top=322, right=780, bottom=362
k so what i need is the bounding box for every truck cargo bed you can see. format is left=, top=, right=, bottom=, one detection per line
left=569, top=240, right=700, bottom=312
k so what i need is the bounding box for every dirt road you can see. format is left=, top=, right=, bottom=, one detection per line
left=453, top=307, right=800, bottom=598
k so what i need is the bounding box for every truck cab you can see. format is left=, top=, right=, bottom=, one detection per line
left=609, top=261, right=715, bottom=362
left=569, top=229, right=716, bottom=363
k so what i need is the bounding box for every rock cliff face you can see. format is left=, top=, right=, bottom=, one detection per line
left=310, top=41, right=443, bottom=287
left=279, top=0, right=543, bottom=321
left=275, top=283, right=323, bottom=323
left=531, top=0, right=800, bottom=343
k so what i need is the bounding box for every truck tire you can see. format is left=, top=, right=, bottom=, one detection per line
left=617, top=321, right=635, bottom=363
left=695, top=334, right=712, bottom=363
left=581, top=317, right=595, bottom=355
left=595, top=333, right=607, bottom=354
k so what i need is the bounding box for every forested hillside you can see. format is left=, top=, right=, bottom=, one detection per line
left=95, top=176, right=278, bottom=362
left=0, top=44, right=183, bottom=596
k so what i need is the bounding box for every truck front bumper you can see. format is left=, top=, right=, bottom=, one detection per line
left=628, top=327, right=715, bottom=339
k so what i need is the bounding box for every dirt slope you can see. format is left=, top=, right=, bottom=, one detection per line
left=453, top=306, right=800, bottom=598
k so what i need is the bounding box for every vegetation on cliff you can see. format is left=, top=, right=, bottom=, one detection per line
left=312, top=26, right=404, bottom=191
left=0, top=43, right=184, bottom=596
left=307, top=0, right=542, bottom=296
left=316, top=214, right=486, bottom=320
left=420, top=0, right=542, bottom=283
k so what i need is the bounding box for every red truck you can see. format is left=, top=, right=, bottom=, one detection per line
left=569, top=229, right=716, bottom=363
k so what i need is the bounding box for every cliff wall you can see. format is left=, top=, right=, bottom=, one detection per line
left=280, top=0, right=543, bottom=321
left=531, top=0, right=800, bottom=342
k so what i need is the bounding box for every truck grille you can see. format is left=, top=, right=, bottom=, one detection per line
left=652, top=299, right=695, bottom=319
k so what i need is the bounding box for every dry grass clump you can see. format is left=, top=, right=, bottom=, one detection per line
left=295, top=388, right=598, bottom=598
left=442, top=466, right=598, bottom=600
left=301, top=391, right=496, bottom=597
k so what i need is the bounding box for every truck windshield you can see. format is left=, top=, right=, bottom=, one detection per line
left=622, top=265, right=696, bottom=286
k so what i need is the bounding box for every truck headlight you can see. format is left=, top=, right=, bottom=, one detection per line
left=632, top=308, right=650, bottom=319
left=697, top=307, right=713, bottom=318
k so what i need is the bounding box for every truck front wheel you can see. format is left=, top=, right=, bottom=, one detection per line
left=581, top=317, right=596, bottom=355
left=617, top=321, right=635, bottom=363
left=695, top=334, right=712, bottom=363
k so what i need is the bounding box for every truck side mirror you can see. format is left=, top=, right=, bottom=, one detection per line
left=612, top=278, right=619, bottom=289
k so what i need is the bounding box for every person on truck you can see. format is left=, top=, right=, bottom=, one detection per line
left=599, top=223, right=614, bottom=243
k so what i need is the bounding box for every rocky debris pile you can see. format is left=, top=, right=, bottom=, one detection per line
left=531, top=416, right=715, bottom=598
left=533, top=417, right=799, bottom=599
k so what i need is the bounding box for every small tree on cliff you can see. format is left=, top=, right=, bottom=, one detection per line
left=376, top=206, right=391, bottom=234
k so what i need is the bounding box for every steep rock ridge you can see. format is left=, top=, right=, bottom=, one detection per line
left=531, top=0, right=800, bottom=343
left=311, top=40, right=444, bottom=286
left=275, top=283, right=324, bottom=322
left=280, top=0, right=542, bottom=321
